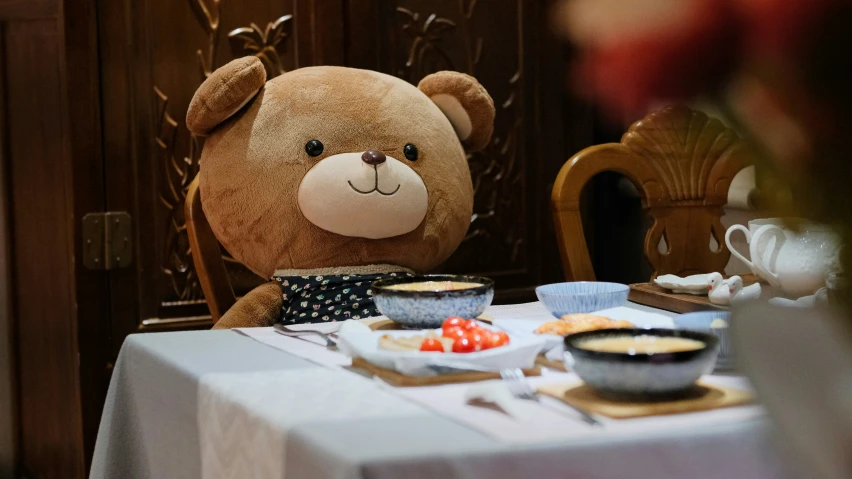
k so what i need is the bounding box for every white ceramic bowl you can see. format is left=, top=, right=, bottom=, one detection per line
left=536, top=282, right=630, bottom=317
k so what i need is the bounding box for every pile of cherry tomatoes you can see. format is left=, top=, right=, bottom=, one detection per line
left=419, top=316, right=511, bottom=353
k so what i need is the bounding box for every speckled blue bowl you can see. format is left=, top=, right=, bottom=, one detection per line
left=674, top=311, right=734, bottom=370
left=564, top=328, right=719, bottom=401
left=536, top=282, right=629, bottom=317
left=372, top=275, right=494, bottom=329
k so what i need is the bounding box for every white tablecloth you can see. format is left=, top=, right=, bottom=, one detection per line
left=91, top=303, right=799, bottom=479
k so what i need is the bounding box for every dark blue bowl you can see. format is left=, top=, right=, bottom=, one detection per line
left=564, top=328, right=719, bottom=401
left=372, top=275, right=495, bottom=329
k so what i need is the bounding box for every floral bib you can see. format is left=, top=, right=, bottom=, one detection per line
left=272, top=271, right=414, bottom=324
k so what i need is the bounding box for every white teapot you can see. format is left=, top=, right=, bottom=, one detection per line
left=726, top=219, right=840, bottom=297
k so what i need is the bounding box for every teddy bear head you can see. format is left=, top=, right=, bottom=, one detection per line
left=187, top=57, right=495, bottom=278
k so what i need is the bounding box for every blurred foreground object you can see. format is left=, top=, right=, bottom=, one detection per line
left=558, top=1, right=852, bottom=475
left=556, top=0, right=741, bottom=116
left=734, top=301, right=852, bottom=479
left=555, top=0, right=852, bottom=295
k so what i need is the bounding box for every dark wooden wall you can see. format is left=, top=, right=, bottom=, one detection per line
left=2, top=0, right=104, bottom=477
left=5, top=0, right=595, bottom=476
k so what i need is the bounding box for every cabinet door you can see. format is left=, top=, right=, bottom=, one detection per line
left=346, top=0, right=572, bottom=300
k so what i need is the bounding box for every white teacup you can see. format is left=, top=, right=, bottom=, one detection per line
left=726, top=218, right=841, bottom=297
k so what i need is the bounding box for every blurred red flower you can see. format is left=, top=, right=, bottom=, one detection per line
left=559, top=0, right=742, bottom=117
left=734, top=0, right=852, bottom=143
left=734, top=0, right=839, bottom=59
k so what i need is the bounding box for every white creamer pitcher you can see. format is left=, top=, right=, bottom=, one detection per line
left=725, top=218, right=786, bottom=278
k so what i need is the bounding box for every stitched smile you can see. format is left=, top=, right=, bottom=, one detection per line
left=347, top=166, right=401, bottom=196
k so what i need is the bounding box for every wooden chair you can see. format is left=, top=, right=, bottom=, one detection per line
left=186, top=176, right=236, bottom=322
left=551, top=105, right=752, bottom=281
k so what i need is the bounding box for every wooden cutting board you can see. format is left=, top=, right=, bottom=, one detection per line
left=629, top=274, right=760, bottom=313
left=538, top=381, right=754, bottom=419
left=351, top=357, right=540, bottom=387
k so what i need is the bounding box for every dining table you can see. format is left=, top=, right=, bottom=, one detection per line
left=89, top=301, right=799, bottom=479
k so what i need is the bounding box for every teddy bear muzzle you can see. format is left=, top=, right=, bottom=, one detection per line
left=297, top=151, right=429, bottom=239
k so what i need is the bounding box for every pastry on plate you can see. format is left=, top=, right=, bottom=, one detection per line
left=378, top=333, right=454, bottom=352
left=535, top=313, right=634, bottom=336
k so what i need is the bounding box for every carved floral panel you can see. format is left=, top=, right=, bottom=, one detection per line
left=389, top=0, right=528, bottom=275
left=150, top=0, right=295, bottom=310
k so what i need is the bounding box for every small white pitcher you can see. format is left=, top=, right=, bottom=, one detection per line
left=725, top=218, right=786, bottom=278
left=727, top=219, right=840, bottom=297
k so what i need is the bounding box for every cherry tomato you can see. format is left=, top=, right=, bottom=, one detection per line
left=461, top=319, right=479, bottom=331
left=484, top=332, right=510, bottom=349
left=466, top=330, right=486, bottom=351
left=420, top=338, right=445, bottom=352
left=443, top=317, right=465, bottom=328
left=442, top=317, right=465, bottom=332
left=442, top=327, right=467, bottom=339
left=452, top=336, right=477, bottom=353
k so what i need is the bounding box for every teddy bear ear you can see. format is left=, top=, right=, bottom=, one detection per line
left=418, top=72, right=495, bottom=152
left=186, top=56, right=267, bottom=136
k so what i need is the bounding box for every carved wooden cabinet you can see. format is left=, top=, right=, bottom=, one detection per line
left=366, top=0, right=562, bottom=289
left=6, top=0, right=591, bottom=475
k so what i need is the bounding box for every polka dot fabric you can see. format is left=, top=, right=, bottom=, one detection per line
left=272, top=272, right=414, bottom=324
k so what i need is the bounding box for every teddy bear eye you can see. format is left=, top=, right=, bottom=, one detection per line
left=305, top=140, right=324, bottom=157
left=403, top=144, right=418, bottom=161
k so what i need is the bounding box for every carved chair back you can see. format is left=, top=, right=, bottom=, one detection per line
left=551, top=105, right=752, bottom=281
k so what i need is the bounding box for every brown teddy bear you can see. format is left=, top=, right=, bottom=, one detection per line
left=186, top=57, right=495, bottom=329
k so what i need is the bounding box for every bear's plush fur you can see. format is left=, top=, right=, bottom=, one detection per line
left=187, top=57, right=495, bottom=328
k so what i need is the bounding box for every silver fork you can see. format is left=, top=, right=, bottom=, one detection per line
left=273, top=323, right=337, bottom=349
left=499, top=368, right=602, bottom=427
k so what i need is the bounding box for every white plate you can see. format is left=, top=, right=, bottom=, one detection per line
left=493, top=306, right=676, bottom=357
left=337, top=324, right=547, bottom=376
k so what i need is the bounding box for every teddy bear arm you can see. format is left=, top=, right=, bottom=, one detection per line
left=211, top=281, right=282, bottom=329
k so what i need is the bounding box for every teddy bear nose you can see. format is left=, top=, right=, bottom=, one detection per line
left=361, top=150, right=386, bottom=165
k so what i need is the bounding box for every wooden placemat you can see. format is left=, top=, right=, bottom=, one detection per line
left=629, top=274, right=760, bottom=313
left=535, top=354, right=567, bottom=372
left=351, top=357, right=540, bottom=387
left=537, top=381, right=754, bottom=419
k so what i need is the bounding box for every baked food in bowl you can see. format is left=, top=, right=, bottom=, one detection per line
left=372, top=275, right=494, bottom=328
left=564, top=328, right=719, bottom=400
